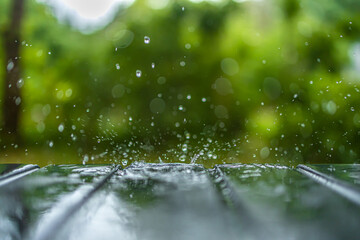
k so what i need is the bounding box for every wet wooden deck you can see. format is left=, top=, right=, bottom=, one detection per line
left=1, top=163, right=360, bottom=240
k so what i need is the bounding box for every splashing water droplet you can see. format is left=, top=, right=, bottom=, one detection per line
left=82, top=154, right=89, bottom=165
left=144, top=36, right=150, bottom=44
left=179, top=155, right=186, bottom=162
left=122, top=159, right=128, bottom=165
left=182, top=144, right=188, bottom=152
left=136, top=70, right=142, bottom=77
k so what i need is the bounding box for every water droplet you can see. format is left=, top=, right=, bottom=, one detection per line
left=180, top=61, right=186, bottom=67
left=178, top=105, right=183, bottom=111
left=136, top=70, right=142, bottom=78
left=17, top=78, right=24, bottom=88
left=122, top=159, right=128, bottom=165
left=49, top=141, right=54, bottom=147
left=179, top=155, right=186, bottom=162
left=58, top=123, right=64, bottom=132
left=151, top=62, right=155, bottom=69
left=144, top=36, right=150, bottom=44
left=182, top=144, right=188, bottom=152
left=115, top=63, right=120, bottom=70
left=186, top=94, right=191, bottom=100
left=82, top=154, right=89, bottom=165
left=182, top=6, right=185, bottom=11
left=185, top=43, right=191, bottom=49
left=201, top=98, right=206, bottom=102
left=7, top=61, right=14, bottom=72
left=15, top=97, right=21, bottom=106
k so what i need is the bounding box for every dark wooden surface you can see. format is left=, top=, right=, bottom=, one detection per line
left=1, top=163, right=359, bottom=240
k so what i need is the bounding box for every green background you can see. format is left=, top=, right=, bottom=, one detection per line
left=1, top=0, right=360, bottom=167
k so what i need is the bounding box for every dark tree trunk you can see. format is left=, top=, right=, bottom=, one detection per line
left=2, top=0, right=25, bottom=140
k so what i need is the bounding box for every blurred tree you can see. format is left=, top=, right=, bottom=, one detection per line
left=2, top=0, right=25, bottom=142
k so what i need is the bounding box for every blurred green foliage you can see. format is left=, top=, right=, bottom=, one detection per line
left=1, top=0, right=360, bottom=165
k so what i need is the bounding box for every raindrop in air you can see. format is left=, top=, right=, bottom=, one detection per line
left=7, top=61, right=14, bottom=72
left=15, top=97, right=21, bottom=106
left=17, top=78, right=24, bottom=88
left=58, top=123, right=64, bottom=132
left=136, top=70, right=142, bottom=78
left=182, top=144, right=188, bottom=152
left=144, top=36, right=150, bottom=44
left=82, top=155, right=89, bottom=165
